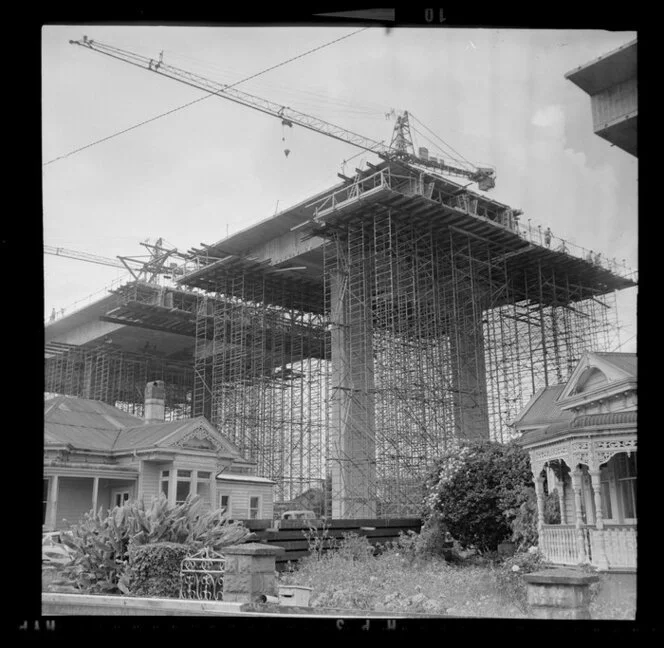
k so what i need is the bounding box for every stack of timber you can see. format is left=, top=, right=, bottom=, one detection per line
left=241, top=518, right=422, bottom=569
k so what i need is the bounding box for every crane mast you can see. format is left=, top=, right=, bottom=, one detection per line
left=69, top=36, right=495, bottom=190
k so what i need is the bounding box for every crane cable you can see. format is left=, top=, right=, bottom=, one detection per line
left=43, top=27, right=369, bottom=167
left=409, top=112, right=477, bottom=171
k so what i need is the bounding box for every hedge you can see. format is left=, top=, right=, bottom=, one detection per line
left=127, top=542, right=190, bottom=598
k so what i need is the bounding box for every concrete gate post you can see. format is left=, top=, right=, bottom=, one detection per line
left=222, top=543, right=284, bottom=603
left=524, top=568, right=599, bottom=619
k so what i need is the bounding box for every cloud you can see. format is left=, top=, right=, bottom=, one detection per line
left=531, top=104, right=565, bottom=129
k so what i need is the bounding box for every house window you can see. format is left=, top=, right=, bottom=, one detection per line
left=112, top=490, right=130, bottom=508
left=176, top=470, right=192, bottom=505
left=43, top=479, right=49, bottom=525
left=196, top=471, right=211, bottom=503
left=249, top=496, right=261, bottom=519
left=219, top=494, right=231, bottom=516
left=160, top=470, right=170, bottom=498
left=615, top=453, right=637, bottom=521
left=600, top=464, right=613, bottom=520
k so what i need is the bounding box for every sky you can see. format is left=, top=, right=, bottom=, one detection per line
left=42, top=25, right=637, bottom=351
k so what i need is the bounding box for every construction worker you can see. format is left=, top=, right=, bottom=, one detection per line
left=587, top=250, right=594, bottom=263
left=544, top=227, right=552, bottom=248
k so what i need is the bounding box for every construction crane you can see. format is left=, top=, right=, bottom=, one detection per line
left=69, top=36, right=496, bottom=191
left=44, top=238, right=186, bottom=282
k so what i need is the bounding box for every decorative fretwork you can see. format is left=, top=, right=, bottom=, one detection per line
left=180, top=547, right=225, bottom=600
left=592, top=437, right=638, bottom=468
left=173, top=426, right=225, bottom=453
left=528, top=433, right=637, bottom=476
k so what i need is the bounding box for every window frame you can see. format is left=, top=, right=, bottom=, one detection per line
left=615, top=452, right=637, bottom=523
left=219, top=492, right=231, bottom=516
left=111, top=488, right=131, bottom=508
left=159, top=469, right=170, bottom=499
left=249, top=495, right=261, bottom=520
left=43, top=479, right=49, bottom=525
left=175, top=469, right=193, bottom=505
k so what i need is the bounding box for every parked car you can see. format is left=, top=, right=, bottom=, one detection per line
left=42, top=531, right=76, bottom=566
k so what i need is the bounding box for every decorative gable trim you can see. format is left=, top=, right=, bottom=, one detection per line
left=558, top=351, right=636, bottom=408
left=167, top=420, right=243, bottom=458
left=173, top=426, right=226, bottom=452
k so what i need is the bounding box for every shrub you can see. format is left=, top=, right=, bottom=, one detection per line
left=423, top=441, right=535, bottom=553
left=124, top=542, right=190, bottom=598
left=302, top=520, right=338, bottom=562
left=509, top=487, right=562, bottom=551
left=334, top=533, right=375, bottom=562
left=493, top=548, right=545, bottom=611
left=61, top=494, right=251, bottom=594
left=384, top=514, right=454, bottom=562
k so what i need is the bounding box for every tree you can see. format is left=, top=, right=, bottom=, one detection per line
left=422, top=441, right=534, bottom=553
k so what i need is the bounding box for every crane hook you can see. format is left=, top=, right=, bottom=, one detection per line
left=284, top=149, right=291, bottom=158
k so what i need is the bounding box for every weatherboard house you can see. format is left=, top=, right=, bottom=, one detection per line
left=514, top=351, right=636, bottom=571
left=43, top=380, right=275, bottom=530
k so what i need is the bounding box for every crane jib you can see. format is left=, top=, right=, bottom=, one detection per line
left=70, top=37, right=495, bottom=189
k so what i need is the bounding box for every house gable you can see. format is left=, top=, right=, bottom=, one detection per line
left=558, top=351, right=637, bottom=412
left=158, top=418, right=244, bottom=459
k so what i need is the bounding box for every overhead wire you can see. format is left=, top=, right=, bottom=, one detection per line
left=161, top=48, right=389, bottom=115
left=43, top=27, right=370, bottom=167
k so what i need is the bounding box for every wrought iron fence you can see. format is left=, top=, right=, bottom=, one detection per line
left=179, top=547, right=226, bottom=600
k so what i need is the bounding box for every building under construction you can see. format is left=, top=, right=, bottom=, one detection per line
left=45, top=156, right=635, bottom=519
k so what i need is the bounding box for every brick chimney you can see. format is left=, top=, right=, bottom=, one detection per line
left=144, top=380, right=165, bottom=424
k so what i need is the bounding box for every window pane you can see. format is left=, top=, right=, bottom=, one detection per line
left=601, top=482, right=613, bottom=519
left=621, top=480, right=636, bottom=519
left=220, top=495, right=230, bottom=515
left=196, top=480, right=210, bottom=502
left=161, top=470, right=170, bottom=478
left=197, top=471, right=211, bottom=480
left=161, top=481, right=169, bottom=498
left=43, top=479, right=48, bottom=524
left=177, top=470, right=192, bottom=478
left=249, top=496, right=260, bottom=519
left=176, top=480, right=190, bottom=503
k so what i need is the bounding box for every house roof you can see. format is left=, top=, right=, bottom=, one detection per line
left=44, top=395, right=143, bottom=450
left=511, top=384, right=574, bottom=428
left=517, top=411, right=637, bottom=447
left=44, top=395, right=244, bottom=458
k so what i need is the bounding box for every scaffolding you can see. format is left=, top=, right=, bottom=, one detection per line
left=190, top=268, right=328, bottom=504
left=320, top=203, right=626, bottom=517
left=45, top=163, right=634, bottom=519
left=45, top=343, right=194, bottom=421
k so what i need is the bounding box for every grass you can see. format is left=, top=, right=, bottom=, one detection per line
left=278, top=535, right=636, bottom=620
left=279, top=546, right=523, bottom=618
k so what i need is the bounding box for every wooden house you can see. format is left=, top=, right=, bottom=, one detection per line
left=513, top=352, right=636, bottom=571
left=43, top=380, right=275, bottom=530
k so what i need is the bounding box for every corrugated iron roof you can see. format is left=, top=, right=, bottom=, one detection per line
left=518, top=411, right=637, bottom=446
left=44, top=396, right=245, bottom=458
left=112, top=419, right=193, bottom=450
left=513, top=384, right=573, bottom=427
left=44, top=421, right=120, bottom=451
left=571, top=411, right=637, bottom=428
